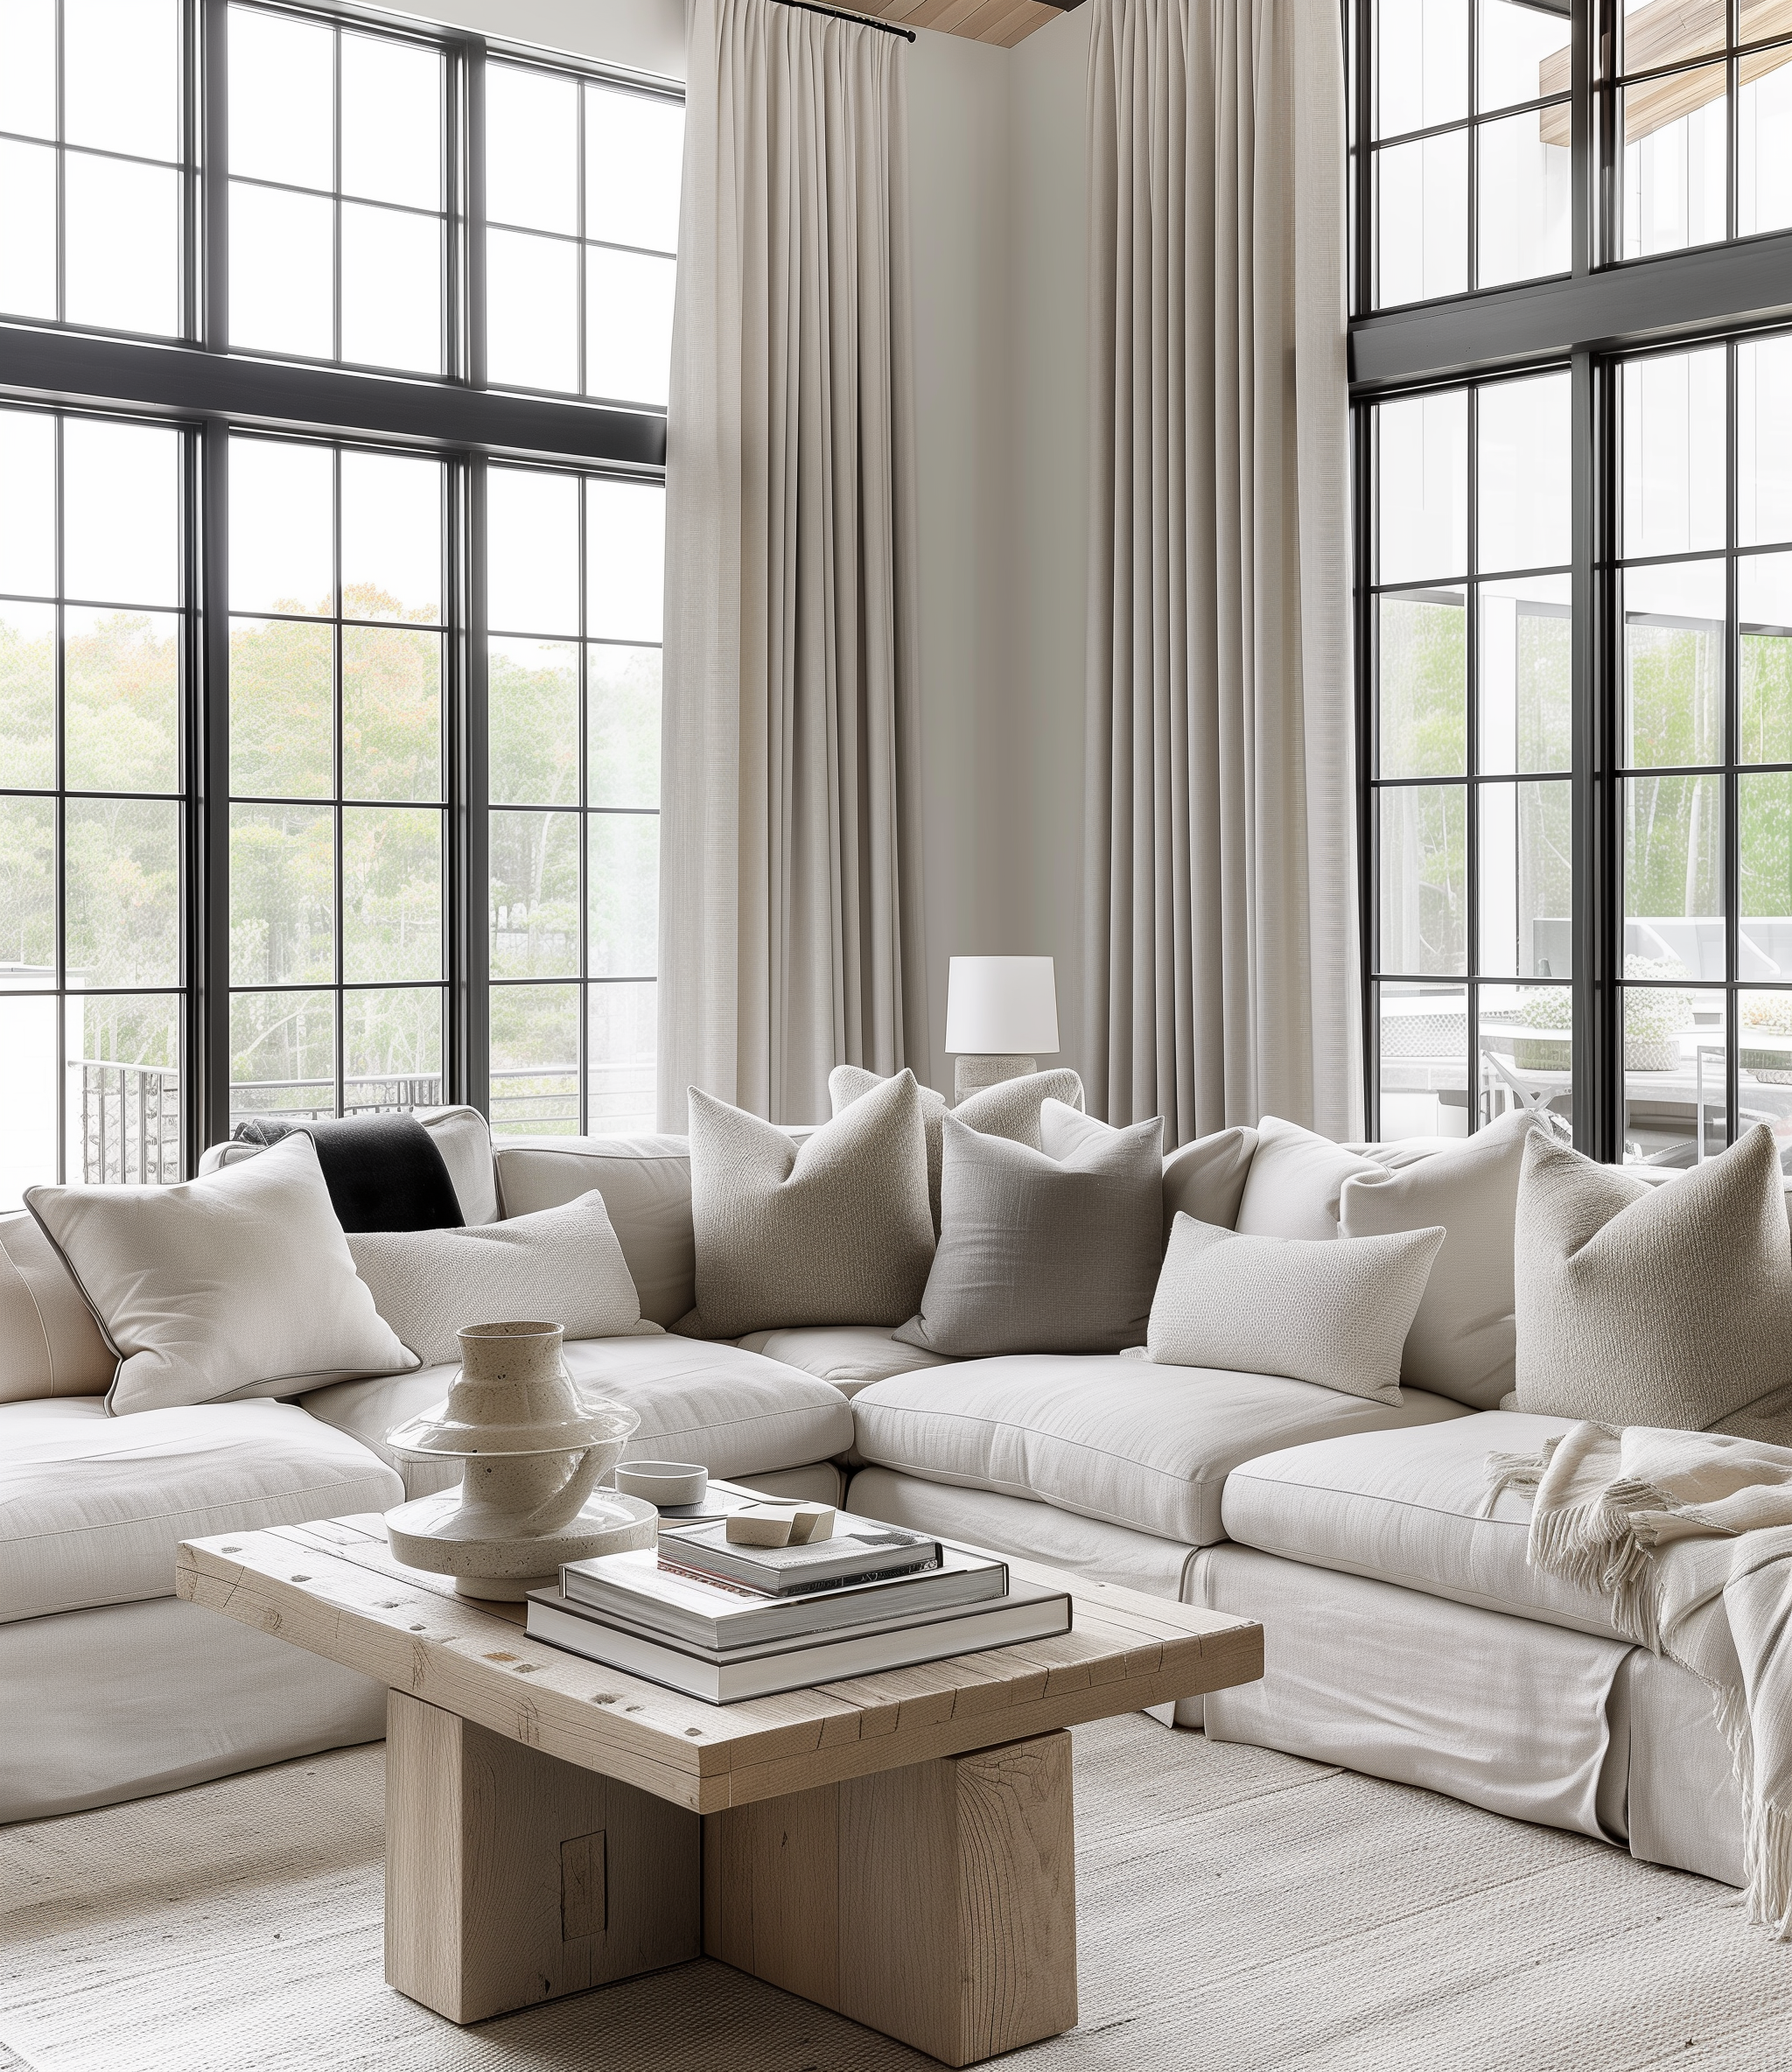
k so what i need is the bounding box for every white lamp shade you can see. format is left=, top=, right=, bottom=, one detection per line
left=944, top=956, right=1059, bottom=1055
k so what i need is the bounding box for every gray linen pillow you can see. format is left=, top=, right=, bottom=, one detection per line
left=1146, top=1214, right=1446, bottom=1406
left=1511, top=1123, right=1792, bottom=1440
left=893, top=1103, right=1163, bottom=1356
left=680, top=1070, right=934, bottom=1339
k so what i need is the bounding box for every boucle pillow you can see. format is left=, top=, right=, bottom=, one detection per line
left=1234, top=1116, right=1381, bottom=1240
left=1511, top=1124, right=1792, bottom=1440
left=26, top=1133, right=417, bottom=1415
left=346, top=1193, right=661, bottom=1365
left=1338, top=1108, right=1543, bottom=1409
left=894, top=1102, right=1163, bottom=1356
left=1145, top=1213, right=1446, bottom=1404
left=679, top=1070, right=934, bottom=1338
left=828, top=1064, right=1085, bottom=1230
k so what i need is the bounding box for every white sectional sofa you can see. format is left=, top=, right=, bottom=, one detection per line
left=0, top=1110, right=1743, bottom=1894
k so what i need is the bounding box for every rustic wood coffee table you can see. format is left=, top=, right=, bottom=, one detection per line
left=178, top=1511, right=1261, bottom=2068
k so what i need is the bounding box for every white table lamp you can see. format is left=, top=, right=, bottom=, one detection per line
left=945, top=956, right=1059, bottom=1103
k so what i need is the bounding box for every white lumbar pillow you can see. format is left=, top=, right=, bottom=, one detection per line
left=26, top=1133, right=418, bottom=1416
left=346, top=1193, right=662, bottom=1366
left=1146, top=1212, right=1446, bottom=1404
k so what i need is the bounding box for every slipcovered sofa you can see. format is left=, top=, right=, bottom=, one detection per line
left=0, top=1109, right=1744, bottom=1894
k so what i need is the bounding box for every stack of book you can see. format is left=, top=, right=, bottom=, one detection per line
left=526, top=1493, right=1071, bottom=1703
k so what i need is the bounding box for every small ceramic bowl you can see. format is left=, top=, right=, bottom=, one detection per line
left=614, top=1460, right=709, bottom=1508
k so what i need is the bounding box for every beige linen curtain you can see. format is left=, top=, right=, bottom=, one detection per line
left=1083, top=0, right=1358, bottom=1144
left=659, top=0, right=927, bottom=1130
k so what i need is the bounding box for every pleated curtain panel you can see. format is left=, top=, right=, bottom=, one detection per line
left=659, top=0, right=928, bottom=1130
left=1083, top=0, right=1359, bottom=1145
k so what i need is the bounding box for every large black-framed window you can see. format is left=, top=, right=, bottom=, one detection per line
left=0, top=0, right=677, bottom=1207
left=1354, top=0, right=1792, bottom=1169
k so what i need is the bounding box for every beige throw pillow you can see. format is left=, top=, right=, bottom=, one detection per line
left=0, top=1212, right=116, bottom=1403
left=1234, top=1116, right=1382, bottom=1240
left=27, top=1134, right=417, bottom=1415
left=1147, top=1214, right=1446, bottom=1405
left=347, top=1193, right=661, bottom=1365
left=1511, top=1124, right=1792, bottom=1440
left=681, top=1071, right=934, bottom=1339
left=1161, top=1125, right=1259, bottom=1237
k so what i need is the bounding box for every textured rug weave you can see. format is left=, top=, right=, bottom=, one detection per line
left=3, top=1716, right=1789, bottom=2072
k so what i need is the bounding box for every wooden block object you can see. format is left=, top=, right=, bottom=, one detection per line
left=705, top=1730, right=1077, bottom=2067
left=385, top=1690, right=701, bottom=2022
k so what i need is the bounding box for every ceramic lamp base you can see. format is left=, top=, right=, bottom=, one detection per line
left=385, top=1487, right=658, bottom=1601
left=954, top=1054, right=1036, bottom=1103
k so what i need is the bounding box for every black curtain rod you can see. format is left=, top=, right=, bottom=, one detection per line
left=771, top=0, right=917, bottom=41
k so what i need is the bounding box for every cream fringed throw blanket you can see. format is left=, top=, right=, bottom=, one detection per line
left=1488, top=1424, right=1792, bottom=1935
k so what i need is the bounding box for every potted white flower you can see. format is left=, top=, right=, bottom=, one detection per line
left=1740, top=992, right=1792, bottom=1084
left=1622, top=956, right=1692, bottom=1073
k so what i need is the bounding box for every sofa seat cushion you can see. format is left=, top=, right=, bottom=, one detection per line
left=0, top=1397, right=403, bottom=1625
left=850, top=1356, right=1468, bottom=1545
left=303, top=1334, right=855, bottom=1498
left=736, top=1326, right=956, bottom=1396
left=1219, top=1410, right=1624, bottom=1640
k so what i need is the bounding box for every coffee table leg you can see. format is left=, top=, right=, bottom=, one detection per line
left=384, top=1690, right=701, bottom=2023
left=705, top=1730, right=1077, bottom=2068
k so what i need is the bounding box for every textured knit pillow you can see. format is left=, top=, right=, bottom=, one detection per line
left=346, top=1193, right=661, bottom=1365
left=1146, top=1213, right=1446, bottom=1405
left=894, top=1102, right=1163, bottom=1356
left=1234, top=1116, right=1382, bottom=1240
left=1511, top=1123, right=1792, bottom=1440
left=26, top=1133, right=417, bottom=1415
left=679, top=1069, right=934, bottom=1339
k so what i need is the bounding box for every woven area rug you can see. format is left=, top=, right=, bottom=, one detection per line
left=3, top=1716, right=1789, bottom=2072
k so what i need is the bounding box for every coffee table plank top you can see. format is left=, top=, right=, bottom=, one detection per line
left=177, top=1514, right=1262, bottom=1813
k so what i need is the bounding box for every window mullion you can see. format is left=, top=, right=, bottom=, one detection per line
left=459, top=454, right=490, bottom=1117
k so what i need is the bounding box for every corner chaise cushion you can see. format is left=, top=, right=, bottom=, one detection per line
left=850, top=1356, right=1467, bottom=1545
left=0, top=1397, right=403, bottom=1624
left=1219, top=1410, right=1626, bottom=1641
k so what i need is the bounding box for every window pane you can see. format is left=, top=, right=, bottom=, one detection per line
left=65, top=0, right=180, bottom=161
left=588, top=646, right=662, bottom=808
left=1479, top=0, right=1570, bottom=113
left=344, top=987, right=442, bottom=1110
left=1740, top=990, right=1792, bottom=1101
left=64, top=419, right=179, bottom=609
left=1377, top=589, right=1465, bottom=780
left=0, top=994, right=58, bottom=1208
left=1624, top=560, right=1726, bottom=767
left=229, top=184, right=333, bottom=359
left=1377, top=390, right=1467, bottom=584
left=0, top=600, right=55, bottom=789
left=342, top=627, right=441, bottom=803
left=1623, top=66, right=1727, bottom=258
left=65, top=609, right=179, bottom=794
left=68, top=994, right=181, bottom=1186
left=1479, top=778, right=1571, bottom=977
left=587, top=813, right=657, bottom=978
left=1480, top=575, right=1571, bottom=775
left=1481, top=983, right=1572, bottom=1131
left=589, top=981, right=656, bottom=1134
left=0, top=409, right=54, bottom=597
left=1622, top=350, right=1726, bottom=559
left=1739, top=44, right=1792, bottom=239
left=1376, top=0, right=1467, bottom=136
left=0, top=138, right=57, bottom=321
left=1375, top=133, right=1468, bottom=305
left=342, top=806, right=441, bottom=983
left=230, top=988, right=336, bottom=1122
left=491, top=639, right=578, bottom=806
left=486, top=230, right=579, bottom=393
left=1622, top=0, right=1724, bottom=73
left=489, top=981, right=579, bottom=1135
left=0, top=0, right=56, bottom=141
left=0, top=794, right=55, bottom=970
left=489, top=809, right=578, bottom=977
left=1625, top=775, right=1725, bottom=966
left=1476, top=110, right=1570, bottom=288
left=587, top=480, right=664, bottom=643
left=1623, top=988, right=1724, bottom=1166
left=1742, top=551, right=1792, bottom=765
left=584, top=88, right=683, bottom=252
left=229, top=7, right=333, bottom=192
left=486, top=66, right=578, bottom=234
left=229, top=616, right=333, bottom=799
left=230, top=803, right=334, bottom=985
left=585, top=247, right=675, bottom=406
left=341, top=452, right=442, bottom=624
left=341, top=204, right=442, bottom=375
left=65, top=798, right=179, bottom=988
left=1740, top=774, right=1792, bottom=957
left=1377, top=981, right=1469, bottom=1141
left=1479, top=372, right=1571, bottom=573
left=64, top=154, right=181, bottom=338
left=1381, top=784, right=1467, bottom=976
left=1740, top=335, right=1792, bottom=550
left=340, top=35, right=441, bottom=211
left=488, top=469, right=579, bottom=635
left=233, top=440, right=334, bottom=618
